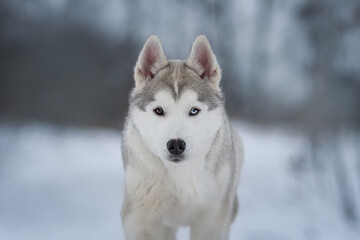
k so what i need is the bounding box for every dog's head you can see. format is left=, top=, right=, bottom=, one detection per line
left=130, top=35, right=224, bottom=165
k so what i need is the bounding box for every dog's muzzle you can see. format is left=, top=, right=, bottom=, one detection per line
left=167, top=139, right=186, bottom=163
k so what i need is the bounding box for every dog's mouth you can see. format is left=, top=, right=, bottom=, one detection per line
left=170, top=158, right=183, bottom=163
left=167, top=154, right=185, bottom=163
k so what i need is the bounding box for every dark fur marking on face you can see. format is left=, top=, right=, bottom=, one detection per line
left=131, top=61, right=224, bottom=111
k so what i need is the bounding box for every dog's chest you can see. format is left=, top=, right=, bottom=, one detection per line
left=127, top=160, right=224, bottom=226
left=161, top=167, right=218, bottom=226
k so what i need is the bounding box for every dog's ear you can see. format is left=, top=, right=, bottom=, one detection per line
left=134, top=35, right=168, bottom=90
left=186, top=35, right=221, bottom=91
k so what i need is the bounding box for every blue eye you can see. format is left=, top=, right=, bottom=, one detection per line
left=189, top=107, right=200, bottom=116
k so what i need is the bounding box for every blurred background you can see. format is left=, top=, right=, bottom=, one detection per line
left=0, top=0, right=359, bottom=239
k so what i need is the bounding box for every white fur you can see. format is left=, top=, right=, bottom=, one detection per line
left=121, top=35, right=243, bottom=240
left=130, top=89, right=224, bottom=225
left=132, top=90, right=222, bottom=164
left=122, top=90, right=238, bottom=240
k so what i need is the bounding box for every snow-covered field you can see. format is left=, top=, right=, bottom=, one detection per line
left=0, top=122, right=359, bottom=240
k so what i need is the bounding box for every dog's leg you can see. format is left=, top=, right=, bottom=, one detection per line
left=190, top=201, right=233, bottom=240
left=122, top=200, right=176, bottom=240
left=162, top=226, right=177, bottom=240
left=122, top=208, right=163, bottom=240
left=123, top=216, right=176, bottom=240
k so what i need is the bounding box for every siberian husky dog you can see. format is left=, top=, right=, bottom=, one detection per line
left=121, top=35, right=243, bottom=240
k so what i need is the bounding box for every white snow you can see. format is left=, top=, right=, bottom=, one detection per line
left=0, top=122, right=359, bottom=240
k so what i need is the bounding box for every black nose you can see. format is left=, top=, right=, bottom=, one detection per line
left=167, top=139, right=186, bottom=155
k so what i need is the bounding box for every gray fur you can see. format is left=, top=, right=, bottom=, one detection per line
left=130, top=61, right=223, bottom=111
left=121, top=36, right=243, bottom=240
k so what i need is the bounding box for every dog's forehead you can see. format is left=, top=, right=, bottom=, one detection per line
left=131, top=60, right=222, bottom=111
left=154, top=88, right=198, bottom=105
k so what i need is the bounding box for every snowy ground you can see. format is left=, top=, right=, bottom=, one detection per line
left=0, top=122, right=359, bottom=240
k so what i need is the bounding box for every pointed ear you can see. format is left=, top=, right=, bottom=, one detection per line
left=186, top=35, right=221, bottom=91
left=134, top=35, right=168, bottom=90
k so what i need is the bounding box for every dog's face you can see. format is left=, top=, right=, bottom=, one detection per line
left=130, top=35, right=224, bottom=164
